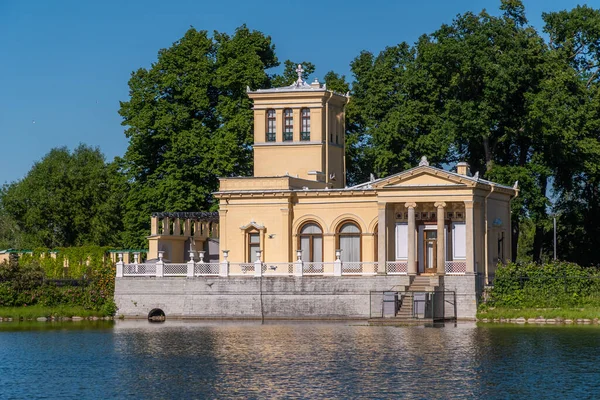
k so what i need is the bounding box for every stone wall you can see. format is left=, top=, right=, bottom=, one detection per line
left=114, top=275, right=478, bottom=320
left=440, top=275, right=479, bottom=320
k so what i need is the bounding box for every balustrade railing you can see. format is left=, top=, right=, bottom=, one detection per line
left=164, top=263, right=188, bottom=276
left=229, top=263, right=255, bottom=275
left=195, top=262, right=220, bottom=276
left=123, top=263, right=156, bottom=276
left=387, top=261, right=408, bottom=275
left=342, top=262, right=379, bottom=275
left=262, top=262, right=294, bottom=276
left=303, top=262, right=335, bottom=275
left=445, top=260, right=467, bottom=275
left=118, top=260, right=468, bottom=277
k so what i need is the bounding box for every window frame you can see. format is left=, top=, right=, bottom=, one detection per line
left=283, top=108, right=293, bottom=141
left=266, top=109, right=276, bottom=142
left=298, top=222, right=323, bottom=263
left=336, top=221, right=362, bottom=262
left=247, top=231, right=261, bottom=263
left=300, top=108, right=310, bottom=141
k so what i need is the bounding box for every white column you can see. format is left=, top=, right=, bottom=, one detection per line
left=294, top=250, right=303, bottom=277
left=254, top=250, right=263, bottom=277
left=334, top=249, right=342, bottom=276
left=116, top=253, right=124, bottom=278
left=406, top=202, right=417, bottom=275
left=435, top=202, right=446, bottom=275
left=377, top=203, right=387, bottom=273
left=187, top=251, right=195, bottom=278
left=465, top=201, right=475, bottom=274
left=220, top=250, right=229, bottom=277
left=156, top=251, right=164, bottom=277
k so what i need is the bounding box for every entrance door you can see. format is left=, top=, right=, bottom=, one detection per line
left=423, top=230, right=437, bottom=274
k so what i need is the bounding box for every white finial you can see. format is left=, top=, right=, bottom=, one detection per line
left=419, top=156, right=429, bottom=166
left=296, top=64, right=304, bottom=84
left=513, top=180, right=519, bottom=190
left=370, top=173, right=375, bottom=182
left=473, top=171, right=479, bottom=180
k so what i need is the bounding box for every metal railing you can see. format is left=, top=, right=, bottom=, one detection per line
left=370, top=290, right=456, bottom=321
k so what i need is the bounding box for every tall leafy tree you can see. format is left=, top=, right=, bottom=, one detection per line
left=0, top=145, right=125, bottom=248
left=347, top=0, right=558, bottom=261
left=119, top=26, right=279, bottom=247
left=541, top=6, right=600, bottom=265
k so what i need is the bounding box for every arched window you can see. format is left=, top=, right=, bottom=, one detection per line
left=283, top=108, right=293, bottom=141
left=337, top=222, right=361, bottom=262
left=266, top=109, right=276, bottom=142
left=299, top=222, right=323, bottom=262
left=301, top=108, right=310, bottom=141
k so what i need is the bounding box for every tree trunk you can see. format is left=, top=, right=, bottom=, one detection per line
left=483, top=136, right=494, bottom=172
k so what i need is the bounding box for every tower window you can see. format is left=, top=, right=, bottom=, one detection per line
left=283, top=109, right=293, bottom=141
left=301, top=108, right=310, bottom=141
left=266, top=109, right=276, bottom=142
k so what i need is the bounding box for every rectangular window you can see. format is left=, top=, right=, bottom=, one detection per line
left=266, top=110, right=276, bottom=142
left=283, top=109, right=293, bottom=141
left=248, top=232, right=260, bottom=262
left=395, top=223, right=408, bottom=260
left=452, top=222, right=466, bottom=260
left=301, top=108, right=310, bottom=141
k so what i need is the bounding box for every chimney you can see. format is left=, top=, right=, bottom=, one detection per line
left=457, top=162, right=470, bottom=176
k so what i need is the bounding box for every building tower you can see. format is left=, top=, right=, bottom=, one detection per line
left=247, top=65, right=349, bottom=188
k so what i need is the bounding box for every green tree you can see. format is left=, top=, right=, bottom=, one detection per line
left=0, top=145, right=125, bottom=248
left=347, top=0, right=560, bottom=261
left=541, top=6, right=600, bottom=265
left=119, top=26, right=279, bottom=246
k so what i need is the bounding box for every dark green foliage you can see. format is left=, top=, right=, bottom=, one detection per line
left=488, top=261, right=600, bottom=308
left=346, top=1, right=600, bottom=264
left=0, top=249, right=116, bottom=315
left=0, top=145, right=126, bottom=248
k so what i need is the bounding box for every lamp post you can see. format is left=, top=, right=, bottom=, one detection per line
left=553, top=215, right=557, bottom=261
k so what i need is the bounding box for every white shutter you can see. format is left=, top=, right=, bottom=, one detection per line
left=395, top=223, right=408, bottom=260
left=453, top=222, right=466, bottom=260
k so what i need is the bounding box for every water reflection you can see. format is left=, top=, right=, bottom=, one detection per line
left=1, top=321, right=599, bottom=399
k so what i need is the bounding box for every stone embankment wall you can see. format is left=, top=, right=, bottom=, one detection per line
left=114, top=276, right=478, bottom=320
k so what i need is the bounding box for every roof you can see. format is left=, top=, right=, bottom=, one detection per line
left=247, top=64, right=348, bottom=97
left=151, top=212, right=219, bottom=222
left=350, top=162, right=517, bottom=193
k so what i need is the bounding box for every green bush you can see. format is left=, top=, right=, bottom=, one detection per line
left=0, top=247, right=116, bottom=315
left=488, top=261, right=600, bottom=309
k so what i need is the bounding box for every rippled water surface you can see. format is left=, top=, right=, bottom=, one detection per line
left=1, top=320, right=600, bottom=399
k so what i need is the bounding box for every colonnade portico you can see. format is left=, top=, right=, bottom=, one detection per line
left=377, top=200, right=475, bottom=276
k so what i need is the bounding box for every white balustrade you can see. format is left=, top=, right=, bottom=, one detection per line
left=163, top=263, right=188, bottom=276
left=262, top=263, right=295, bottom=276
left=445, top=260, right=467, bottom=275
left=387, top=261, right=408, bottom=275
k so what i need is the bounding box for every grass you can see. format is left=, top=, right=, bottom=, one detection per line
left=477, top=306, right=600, bottom=320
left=0, top=305, right=110, bottom=319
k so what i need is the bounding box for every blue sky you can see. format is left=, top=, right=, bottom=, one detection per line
left=0, top=0, right=591, bottom=184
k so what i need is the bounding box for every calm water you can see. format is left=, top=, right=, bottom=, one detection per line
left=0, top=320, right=599, bottom=399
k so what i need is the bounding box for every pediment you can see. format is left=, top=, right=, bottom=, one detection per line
left=371, top=166, right=475, bottom=189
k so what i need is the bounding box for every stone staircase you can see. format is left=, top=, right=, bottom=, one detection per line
left=395, top=276, right=439, bottom=319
